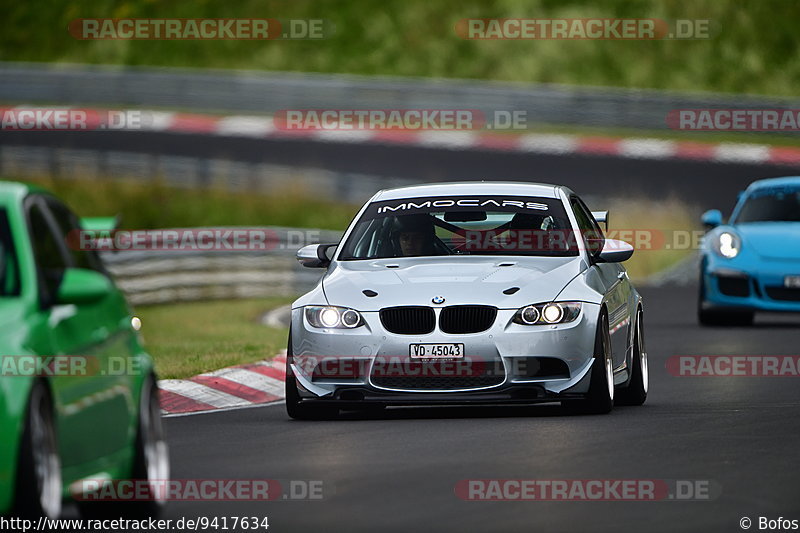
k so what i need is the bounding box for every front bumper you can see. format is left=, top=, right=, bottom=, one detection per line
left=289, top=303, right=601, bottom=404
left=702, top=255, right=800, bottom=313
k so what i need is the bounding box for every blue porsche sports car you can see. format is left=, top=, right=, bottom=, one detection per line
left=698, top=176, right=800, bottom=326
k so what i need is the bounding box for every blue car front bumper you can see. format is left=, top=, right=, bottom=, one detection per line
left=702, top=255, right=800, bottom=312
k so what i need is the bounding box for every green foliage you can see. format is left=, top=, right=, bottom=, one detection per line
left=1, top=0, right=796, bottom=95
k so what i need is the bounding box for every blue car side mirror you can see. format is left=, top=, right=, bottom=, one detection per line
left=701, top=209, right=723, bottom=228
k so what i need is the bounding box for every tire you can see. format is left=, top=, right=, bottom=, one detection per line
left=616, top=308, right=648, bottom=406
left=130, top=376, right=170, bottom=516
left=564, top=310, right=614, bottom=415
left=699, top=306, right=753, bottom=326
left=14, top=381, right=62, bottom=518
left=703, top=309, right=754, bottom=327
left=698, top=271, right=754, bottom=326
left=79, top=376, right=169, bottom=518
left=285, top=330, right=338, bottom=421
left=697, top=270, right=720, bottom=326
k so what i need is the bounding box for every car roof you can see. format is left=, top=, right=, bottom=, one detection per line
left=747, top=176, right=800, bottom=190
left=373, top=181, right=565, bottom=201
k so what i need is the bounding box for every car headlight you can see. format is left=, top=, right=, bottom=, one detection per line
left=305, top=306, right=364, bottom=329
left=715, top=231, right=740, bottom=259
left=513, top=302, right=582, bottom=325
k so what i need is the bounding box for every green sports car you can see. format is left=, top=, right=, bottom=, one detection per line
left=0, top=181, right=168, bottom=518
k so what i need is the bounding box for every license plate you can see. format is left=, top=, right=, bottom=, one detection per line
left=409, top=343, right=464, bottom=359
left=785, top=276, right=800, bottom=288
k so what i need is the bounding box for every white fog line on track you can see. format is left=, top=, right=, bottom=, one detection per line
left=163, top=399, right=285, bottom=418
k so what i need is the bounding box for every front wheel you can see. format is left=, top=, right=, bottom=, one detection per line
left=699, top=306, right=754, bottom=327
left=14, top=381, right=62, bottom=518
left=564, top=310, right=614, bottom=415
left=130, top=376, right=170, bottom=516
left=285, top=331, right=338, bottom=421
left=616, top=308, right=648, bottom=406
left=698, top=271, right=754, bottom=326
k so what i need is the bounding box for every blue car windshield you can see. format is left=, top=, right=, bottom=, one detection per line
left=338, top=195, right=581, bottom=260
left=734, top=186, right=800, bottom=223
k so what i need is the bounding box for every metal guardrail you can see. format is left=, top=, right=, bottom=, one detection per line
left=100, top=227, right=342, bottom=305
left=0, top=144, right=414, bottom=205
left=2, top=62, right=799, bottom=130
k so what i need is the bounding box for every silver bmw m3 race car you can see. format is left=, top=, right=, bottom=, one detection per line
left=286, top=182, right=648, bottom=418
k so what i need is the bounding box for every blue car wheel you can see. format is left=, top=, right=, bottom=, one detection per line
left=698, top=267, right=755, bottom=327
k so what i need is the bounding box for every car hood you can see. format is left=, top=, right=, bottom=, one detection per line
left=735, top=223, right=800, bottom=260
left=322, top=256, right=586, bottom=311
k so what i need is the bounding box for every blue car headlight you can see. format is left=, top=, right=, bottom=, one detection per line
left=513, top=302, right=582, bottom=325
left=305, top=306, right=364, bottom=329
left=714, top=231, right=741, bottom=259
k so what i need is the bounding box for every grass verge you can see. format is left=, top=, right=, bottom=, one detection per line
left=135, top=298, right=292, bottom=380
left=606, top=196, right=699, bottom=281
left=13, top=176, right=357, bottom=230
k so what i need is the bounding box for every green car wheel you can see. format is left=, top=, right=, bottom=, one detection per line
left=15, top=381, right=62, bottom=518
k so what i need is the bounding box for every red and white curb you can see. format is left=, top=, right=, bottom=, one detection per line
left=158, top=351, right=286, bottom=417
left=7, top=106, right=800, bottom=166
left=157, top=111, right=800, bottom=165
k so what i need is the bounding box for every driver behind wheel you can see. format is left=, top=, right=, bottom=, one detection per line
left=393, top=214, right=438, bottom=257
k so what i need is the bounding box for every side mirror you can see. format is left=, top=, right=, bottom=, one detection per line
left=701, top=209, right=723, bottom=229
left=57, top=268, right=113, bottom=304
left=591, top=210, right=609, bottom=231
left=296, top=244, right=337, bottom=268
left=596, top=239, right=634, bottom=263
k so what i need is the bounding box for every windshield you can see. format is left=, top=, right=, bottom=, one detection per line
left=338, top=195, right=579, bottom=260
left=0, top=209, right=21, bottom=297
left=734, top=186, right=800, bottom=223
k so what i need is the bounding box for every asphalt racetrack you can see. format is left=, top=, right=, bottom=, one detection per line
left=163, top=284, right=800, bottom=533
left=5, top=130, right=800, bottom=209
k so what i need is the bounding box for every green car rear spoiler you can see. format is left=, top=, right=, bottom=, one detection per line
left=80, top=215, right=121, bottom=233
